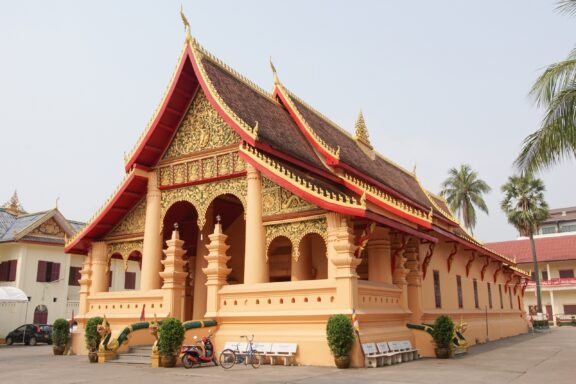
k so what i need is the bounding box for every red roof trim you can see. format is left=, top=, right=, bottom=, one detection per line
left=64, top=172, right=148, bottom=254
left=364, top=211, right=437, bottom=243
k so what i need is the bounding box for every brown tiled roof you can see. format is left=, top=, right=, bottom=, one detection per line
left=543, top=206, right=576, bottom=224
left=486, top=235, right=576, bottom=263
left=201, top=59, right=326, bottom=170
left=286, top=94, right=432, bottom=210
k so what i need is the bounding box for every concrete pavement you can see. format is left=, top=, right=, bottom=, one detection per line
left=1, top=327, right=575, bottom=384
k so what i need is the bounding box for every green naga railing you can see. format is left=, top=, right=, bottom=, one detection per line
left=101, top=319, right=218, bottom=352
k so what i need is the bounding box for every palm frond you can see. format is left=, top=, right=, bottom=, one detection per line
left=556, top=0, right=576, bottom=16
left=530, top=54, right=576, bottom=107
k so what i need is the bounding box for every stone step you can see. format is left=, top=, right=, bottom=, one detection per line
left=108, top=354, right=150, bottom=365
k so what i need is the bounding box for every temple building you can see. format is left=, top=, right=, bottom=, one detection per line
left=65, top=24, right=530, bottom=366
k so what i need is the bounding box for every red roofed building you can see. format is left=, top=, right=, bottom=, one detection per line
left=487, top=219, right=576, bottom=325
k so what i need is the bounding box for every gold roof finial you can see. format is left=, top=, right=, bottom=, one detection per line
left=354, top=110, right=372, bottom=149
left=270, top=56, right=279, bottom=84
left=412, top=163, right=417, bottom=176
left=2, top=190, right=26, bottom=216
left=180, top=5, right=191, bottom=42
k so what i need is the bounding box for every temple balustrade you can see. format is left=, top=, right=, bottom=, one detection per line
left=84, top=289, right=165, bottom=320
left=217, top=279, right=339, bottom=315
left=357, top=280, right=403, bottom=312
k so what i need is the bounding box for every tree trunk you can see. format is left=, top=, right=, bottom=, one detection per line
left=529, top=232, right=543, bottom=314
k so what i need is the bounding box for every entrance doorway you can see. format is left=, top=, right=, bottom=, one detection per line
left=33, top=305, right=48, bottom=324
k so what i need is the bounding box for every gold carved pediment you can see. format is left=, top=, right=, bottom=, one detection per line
left=265, top=217, right=327, bottom=261
left=163, top=91, right=240, bottom=159
left=262, top=177, right=317, bottom=216
left=28, top=218, right=66, bottom=238
left=108, top=198, right=146, bottom=237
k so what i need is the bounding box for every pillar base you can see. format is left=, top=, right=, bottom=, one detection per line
left=151, top=352, right=160, bottom=368
left=97, top=350, right=117, bottom=363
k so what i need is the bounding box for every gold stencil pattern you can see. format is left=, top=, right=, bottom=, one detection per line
left=161, top=176, right=247, bottom=229
left=108, top=198, right=146, bottom=237
left=265, top=217, right=327, bottom=261
left=163, top=91, right=240, bottom=159
left=262, top=177, right=317, bottom=216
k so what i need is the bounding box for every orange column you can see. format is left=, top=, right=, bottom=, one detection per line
left=192, top=206, right=213, bottom=320
left=140, top=171, right=163, bottom=291
left=89, top=242, right=108, bottom=294
left=405, top=237, right=423, bottom=323
left=243, top=164, right=268, bottom=284
left=392, top=234, right=409, bottom=311
left=78, top=249, right=92, bottom=315
left=367, top=237, right=391, bottom=283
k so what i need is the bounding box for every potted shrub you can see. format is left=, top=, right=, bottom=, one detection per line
left=52, top=318, right=70, bottom=355
left=157, top=317, right=184, bottom=368
left=431, top=315, right=454, bottom=359
left=326, top=314, right=355, bottom=368
left=84, top=316, right=103, bottom=363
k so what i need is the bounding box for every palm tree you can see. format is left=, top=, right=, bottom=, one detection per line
left=440, top=164, right=491, bottom=235
left=516, top=0, right=576, bottom=173
left=500, top=174, right=549, bottom=314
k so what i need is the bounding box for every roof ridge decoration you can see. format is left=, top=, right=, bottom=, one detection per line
left=240, top=142, right=364, bottom=211
left=354, top=111, right=372, bottom=149
left=2, top=191, right=27, bottom=215
left=341, top=172, right=432, bottom=228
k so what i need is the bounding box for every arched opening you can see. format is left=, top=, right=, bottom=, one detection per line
left=268, top=236, right=292, bottom=282
left=33, top=305, right=48, bottom=324
left=124, top=250, right=142, bottom=290
left=206, top=194, right=245, bottom=285
left=296, top=233, right=327, bottom=280
left=357, top=248, right=369, bottom=280
left=163, top=201, right=199, bottom=321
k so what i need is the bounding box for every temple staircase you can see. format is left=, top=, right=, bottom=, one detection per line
left=107, top=345, right=152, bottom=366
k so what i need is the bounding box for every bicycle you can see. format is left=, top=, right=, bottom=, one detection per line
left=219, top=335, right=261, bottom=369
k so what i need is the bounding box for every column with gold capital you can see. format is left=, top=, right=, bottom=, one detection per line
left=203, top=217, right=231, bottom=318
left=141, top=171, right=163, bottom=291
left=159, top=224, right=188, bottom=321
left=243, top=164, right=268, bottom=284
left=78, top=248, right=93, bottom=315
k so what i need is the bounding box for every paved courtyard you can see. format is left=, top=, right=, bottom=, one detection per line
left=0, top=327, right=575, bottom=384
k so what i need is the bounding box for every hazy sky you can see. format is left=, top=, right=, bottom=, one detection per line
left=1, top=1, right=575, bottom=242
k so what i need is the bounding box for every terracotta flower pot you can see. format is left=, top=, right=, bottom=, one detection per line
left=53, top=345, right=65, bottom=355
left=160, top=354, right=177, bottom=368
left=88, top=351, right=99, bottom=363
left=334, top=355, right=351, bottom=369
left=434, top=347, right=451, bottom=359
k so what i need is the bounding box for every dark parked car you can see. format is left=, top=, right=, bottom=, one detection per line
left=5, top=324, right=52, bottom=346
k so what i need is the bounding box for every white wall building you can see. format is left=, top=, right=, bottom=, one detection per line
left=0, top=193, right=141, bottom=338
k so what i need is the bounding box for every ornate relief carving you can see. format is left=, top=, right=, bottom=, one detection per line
left=262, top=177, right=316, bottom=216
left=232, top=152, right=246, bottom=173
left=203, top=157, right=216, bottom=179
left=163, top=91, right=240, bottom=159
left=106, top=240, right=143, bottom=271
left=161, top=177, right=247, bottom=229
left=108, top=198, right=146, bottom=236
left=174, top=163, right=187, bottom=184
left=188, top=161, right=200, bottom=182
left=29, top=218, right=65, bottom=238
left=265, top=217, right=327, bottom=261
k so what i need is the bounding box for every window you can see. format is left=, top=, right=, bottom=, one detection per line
left=68, top=267, right=81, bottom=286
left=456, top=275, right=463, bottom=309
left=542, top=271, right=548, bottom=281
left=487, top=282, right=493, bottom=309
left=0, top=260, right=17, bottom=282
left=499, top=285, right=503, bottom=309
left=36, top=261, right=60, bottom=282
left=559, top=269, right=575, bottom=279
left=564, top=305, right=576, bottom=315
left=124, top=272, right=136, bottom=290
left=473, top=279, right=479, bottom=309
left=509, top=289, right=513, bottom=309
left=541, top=226, right=556, bottom=235
left=433, top=270, right=441, bottom=308
left=560, top=224, right=576, bottom=233
left=530, top=272, right=536, bottom=281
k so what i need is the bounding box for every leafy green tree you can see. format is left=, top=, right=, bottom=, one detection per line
left=501, top=174, right=549, bottom=313
left=440, top=164, right=491, bottom=235
left=516, top=0, right=576, bottom=173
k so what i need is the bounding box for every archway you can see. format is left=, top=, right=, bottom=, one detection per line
left=163, top=201, right=199, bottom=321
left=268, top=236, right=292, bottom=282
left=33, top=305, right=48, bottom=324
left=297, top=233, right=328, bottom=280
left=124, top=250, right=142, bottom=290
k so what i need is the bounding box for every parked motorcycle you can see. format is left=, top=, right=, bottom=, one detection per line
left=180, top=330, right=218, bottom=368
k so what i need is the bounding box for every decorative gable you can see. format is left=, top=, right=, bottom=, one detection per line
left=162, top=91, right=240, bottom=160
left=28, top=218, right=66, bottom=239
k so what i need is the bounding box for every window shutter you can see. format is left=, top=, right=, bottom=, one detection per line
left=37, top=261, right=47, bottom=282
left=8, top=260, right=17, bottom=281
left=125, top=272, right=136, bottom=289
left=68, top=267, right=81, bottom=286
left=0, top=262, right=6, bottom=281
left=75, top=267, right=82, bottom=285
left=51, top=262, right=61, bottom=282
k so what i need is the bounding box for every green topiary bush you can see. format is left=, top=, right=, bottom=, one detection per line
left=431, top=315, right=454, bottom=349
left=52, top=318, right=70, bottom=347
left=326, top=314, right=355, bottom=358
left=85, top=317, right=103, bottom=352
left=157, top=317, right=184, bottom=356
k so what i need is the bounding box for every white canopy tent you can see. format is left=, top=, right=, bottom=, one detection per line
left=0, top=287, right=28, bottom=303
